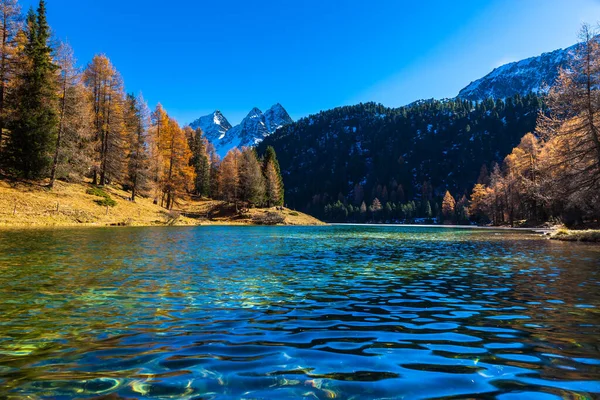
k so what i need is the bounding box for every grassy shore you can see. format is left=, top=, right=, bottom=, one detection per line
left=550, top=228, right=600, bottom=243
left=0, top=179, right=324, bottom=228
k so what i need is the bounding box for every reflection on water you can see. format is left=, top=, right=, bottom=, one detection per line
left=0, top=226, right=599, bottom=399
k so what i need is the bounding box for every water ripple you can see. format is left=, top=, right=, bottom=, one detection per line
left=0, top=225, right=599, bottom=399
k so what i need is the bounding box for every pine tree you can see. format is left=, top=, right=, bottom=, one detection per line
left=262, top=146, right=284, bottom=206
left=0, top=0, right=21, bottom=153
left=124, top=93, right=151, bottom=201
left=456, top=195, right=469, bottom=224
left=239, top=147, right=265, bottom=207
left=208, top=144, right=220, bottom=199
left=5, top=2, right=58, bottom=178
left=190, top=127, right=211, bottom=197
left=424, top=200, right=432, bottom=218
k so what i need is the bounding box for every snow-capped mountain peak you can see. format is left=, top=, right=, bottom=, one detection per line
left=456, top=37, right=599, bottom=101
left=189, top=110, right=232, bottom=143
left=264, top=103, right=293, bottom=133
left=188, top=104, right=293, bottom=158
left=247, top=107, right=263, bottom=118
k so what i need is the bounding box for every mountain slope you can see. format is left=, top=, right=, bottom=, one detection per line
left=190, top=104, right=293, bottom=157
left=264, top=103, right=293, bottom=133
left=189, top=111, right=232, bottom=144
left=257, top=96, right=542, bottom=215
left=457, top=40, right=583, bottom=101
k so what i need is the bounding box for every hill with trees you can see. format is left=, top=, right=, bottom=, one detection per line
left=258, top=94, right=542, bottom=222
left=0, top=0, right=313, bottom=227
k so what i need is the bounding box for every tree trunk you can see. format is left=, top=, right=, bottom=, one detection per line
left=50, top=75, right=68, bottom=188
left=0, top=15, right=8, bottom=154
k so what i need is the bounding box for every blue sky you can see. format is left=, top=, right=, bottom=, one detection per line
left=22, top=0, right=600, bottom=125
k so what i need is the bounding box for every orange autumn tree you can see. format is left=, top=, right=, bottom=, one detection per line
left=150, top=103, right=168, bottom=202
left=219, top=148, right=241, bottom=209
left=441, top=191, right=456, bottom=222
left=84, top=54, right=127, bottom=185
left=159, top=115, right=193, bottom=210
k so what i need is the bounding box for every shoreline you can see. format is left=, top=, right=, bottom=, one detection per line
left=0, top=221, right=326, bottom=230
left=330, top=223, right=554, bottom=233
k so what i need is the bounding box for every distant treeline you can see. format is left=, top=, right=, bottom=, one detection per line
left=0, top=0, right=284, bottom=210
left=259, top=92, right=542, bottom=222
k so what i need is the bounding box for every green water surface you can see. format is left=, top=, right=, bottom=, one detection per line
left=0, top=226, right=598, bottom=399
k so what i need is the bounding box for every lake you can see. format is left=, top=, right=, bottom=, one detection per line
left=0, top=226, right=599, bottom=399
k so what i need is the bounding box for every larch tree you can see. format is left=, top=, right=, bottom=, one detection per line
left=469, top=183, right=490, bottom=224
left=239, top=147, right=265, bottom=207
left=219, top=148, right=241, bottom=208
left=5, top=2, right=58, bottom=178
left=262, top=146, right=284, bottom=206
left=150, top=103, right=168, bottom=202
left=0, top=0, right=21, bottom=153
left=50, top=42, right=93, bottom=187
left=537, top=23, right=600, bottom=220
left=441, top=190, right=456, bottom=222
left=264, top=158, right=281, bottom=207
left=370, top=197, right=382, bottom=220
left=160, top=116, right=193, bottom=209
left=83, top=54, right=126, bottom=185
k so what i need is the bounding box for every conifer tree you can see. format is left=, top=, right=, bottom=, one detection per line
left=124, top=93, right=151, bottom=201
left=6, top=1, right=58, bottom=178
left=536, top=23, right=600, bottom=219
left=219, top=148, right=241, bottom=208
left=0, top=0, right=21, bottom=153
left=263, top=146, right=284, bottom=206
left=239, top=147, right=265, bottom=206
left=442, top=190, right=456, bottom=222
left=160, top=116, right=193, bottom=209
left=359, top=201, right=367, bottom=221
left=424, top=200, right=432, bottom=219
left=469, top=183, right=490, bottom=223
left=83, top=54, right=126, bottom=185
left=150, top=103, right=168, bottom=202
left=190, top=127, right=211, bottom=197
left=208, top=145, right=220, bottom=199
left=50, top=42, right=93, bottom=187
left=370, top=197, right=382, bottom=220
left=264, top=158, right=281, bottom=207
left=456, top=195, right=470, bottom=224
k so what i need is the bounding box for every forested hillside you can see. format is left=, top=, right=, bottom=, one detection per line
left=258, top=95, right=542, bottom=220
left=0, top=0, right=287, bottom=218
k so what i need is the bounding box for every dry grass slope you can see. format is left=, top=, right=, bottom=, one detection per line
left=550, top=229, right=600, bottom=243
left=0, top=179, right=324, bottom=228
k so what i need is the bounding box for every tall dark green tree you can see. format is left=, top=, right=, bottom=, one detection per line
left=125, top=93, right=151, bottom=201
left=190, top=127, right=211, bottom=197
left=5, top=1, right=58, bottom=178
left=262, top=145, right=284, bottom=206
